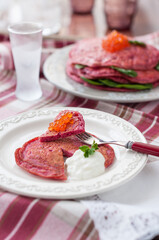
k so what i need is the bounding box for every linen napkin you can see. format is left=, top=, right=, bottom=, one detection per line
left=0, top=41, right=14, bottom=70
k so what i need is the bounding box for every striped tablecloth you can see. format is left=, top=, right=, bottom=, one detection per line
left=1, top=33, right=159, bottom=240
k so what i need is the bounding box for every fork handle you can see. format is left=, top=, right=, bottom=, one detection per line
left=130, top=142, right=159, bottom=156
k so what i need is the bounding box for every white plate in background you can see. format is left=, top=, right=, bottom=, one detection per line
left=43, top=45, right=159, bottom=103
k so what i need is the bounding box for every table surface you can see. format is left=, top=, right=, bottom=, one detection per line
left=1, top=1, right=159, bottom=239
left=0, top=0, right=159, bottom=40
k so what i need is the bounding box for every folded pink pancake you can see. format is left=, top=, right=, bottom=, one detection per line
left=15, top=136, right=115, bottom=180
left=15, top=137, right=67, bottom=180
left=68, top=62, right=159, bottom=84
left=40, top=110, right=85, bottom=142
left=66, top=63, right=159, bottom=92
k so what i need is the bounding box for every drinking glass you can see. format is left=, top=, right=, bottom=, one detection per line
left=104, top=0, right=137, bottom=30
left=8, top=22, right=43, bottom=101
left=70, top=0, right=94, bottom=14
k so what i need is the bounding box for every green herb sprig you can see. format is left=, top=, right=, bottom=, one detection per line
left=79, top=141, right=99, bottom=158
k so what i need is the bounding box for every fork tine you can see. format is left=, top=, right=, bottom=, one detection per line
left=82, top=132, right=91, bottom=139
left=76, top=134, right=83, bottom=140
left=76, top=132, right=96, bottom=142
left=76, top=132, right=101, bottom=145
left=84, top=132, right=91, bottom=138
left=76, top=133, right=89, bottom=140
left=76, top=133, right=93, bottom=145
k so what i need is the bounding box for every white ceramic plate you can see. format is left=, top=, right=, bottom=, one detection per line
left=43, top=45, right=159, bottom=103
left=0, top=107, right=147, bottom=199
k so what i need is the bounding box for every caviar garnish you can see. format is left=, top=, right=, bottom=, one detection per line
left=102, top=30, right=130, bottom=53
left=48, top=112, right=74, bottom=132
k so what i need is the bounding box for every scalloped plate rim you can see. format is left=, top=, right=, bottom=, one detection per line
left=0, top=107, right=148, bottom=199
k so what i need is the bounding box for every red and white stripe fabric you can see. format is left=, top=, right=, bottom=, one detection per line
left=0, top=32, right=159, bottom=240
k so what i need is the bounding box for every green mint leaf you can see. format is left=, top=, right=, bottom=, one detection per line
left=88, top=148, right=94, bottom=156
left=79, top=141, right=99, bottom=158
left=110, top=66, right=137, bottom=77
left=79, top=145, right=90, bottom=152
left=84, top=150, right=89, bottom=158
left=129, top=40, right=146, bottom=47
left=91, top=141, right=99, bottom=151
left=75, top=64, right=85, bottom=69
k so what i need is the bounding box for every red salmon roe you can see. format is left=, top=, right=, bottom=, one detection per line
left=48, top=112, right=74, bottom=132
left=102, top=30, right=130, bottom=53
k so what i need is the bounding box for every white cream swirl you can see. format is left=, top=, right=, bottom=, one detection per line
left=65, top=149, right=105, bottom=180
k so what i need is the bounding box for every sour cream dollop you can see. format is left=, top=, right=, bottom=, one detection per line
left=65, top=149, right=105, bottom=180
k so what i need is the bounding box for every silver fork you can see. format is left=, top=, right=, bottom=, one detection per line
left=76, top=132, right=159, bottom=157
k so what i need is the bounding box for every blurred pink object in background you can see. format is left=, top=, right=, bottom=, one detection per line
left=104, top=0, right=137, bottom=30
left=70, top=0, right=94, bottom=14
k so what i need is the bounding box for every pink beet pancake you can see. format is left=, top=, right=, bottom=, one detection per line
left=66, top=37, right=159, bottom=92
left=68, top=62, right=159, bottom=84
left=15, top=135, right=115, bottom=180
left=15, top=137, right=67, bottom=180
left=69, top=38, right=159, bottom=70
left=40, top=110, right=85, bottom=142
left=66, top=61, right=159, bottom=92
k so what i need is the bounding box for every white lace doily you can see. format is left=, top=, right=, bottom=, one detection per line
left=82, top=197, right=159, bottom=240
